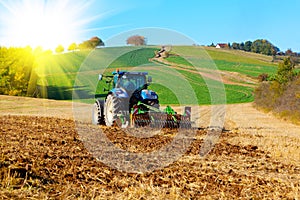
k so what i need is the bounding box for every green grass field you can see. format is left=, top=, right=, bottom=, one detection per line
left=166, top=56, right=277, bottom=77
left=34, top=46, right=277, bottom=105
left=166, top=46, right=277, bottom=78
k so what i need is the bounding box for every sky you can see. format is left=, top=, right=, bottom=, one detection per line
left=0, top=0, right=299, bottom=52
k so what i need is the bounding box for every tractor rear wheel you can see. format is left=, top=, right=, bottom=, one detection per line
left=92, top=100, right=104, bottom=125
left=104, top=94, right=121, bottom=126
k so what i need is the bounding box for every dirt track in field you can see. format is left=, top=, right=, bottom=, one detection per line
left=0, top=95, right=299, bottom=199
left=152, top=57, right=257, bottom=87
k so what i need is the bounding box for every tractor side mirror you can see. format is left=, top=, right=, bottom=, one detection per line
left=98, top=74, right=103, bottom=81
left=148, top=76, right=152, bottom=83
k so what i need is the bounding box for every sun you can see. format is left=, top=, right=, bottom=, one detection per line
left=0, top=0, right=107, bottom=50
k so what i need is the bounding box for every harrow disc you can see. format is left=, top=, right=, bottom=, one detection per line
left=131, top=112, right=191, bottom=129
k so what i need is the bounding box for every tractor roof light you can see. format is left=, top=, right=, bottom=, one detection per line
left=112, top=71, right=148, bottom=76
left=127, top=72, right=148, bottom=75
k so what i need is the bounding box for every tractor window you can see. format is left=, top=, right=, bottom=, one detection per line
left=116, top=74, right=146, bottom=91
left=129, top=75, right=146, bottom=90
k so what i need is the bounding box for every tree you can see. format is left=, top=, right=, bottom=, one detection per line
left=68, top=43, right=78, bottom=51
left=55, top=45, right=64, bottom=53
left=78, top=36, right=104, bottom=50
left=251, top=39, right=279, bottom=55
left=285, top=49, right=294, bottom=56
left=251, top=40, right=261, bottom=53
left=0, top=47, right=36, bottom=96
left=78, top=41, right=92, bottom=50
left=275, top=57, right=296, bottom=84
left=89, top=36, right=104, bottom=48
left=209, top=42, right=215, bottom=47
left=244, top=41, right=252, bottom=52
left=232, top=42, right=240, bottom=50
left=126, top=35, right=146, bottom=46
left=239, top=42, right=245, bottom=50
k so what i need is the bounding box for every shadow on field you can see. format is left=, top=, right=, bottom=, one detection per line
left=34, top=85, right=94, bottom=100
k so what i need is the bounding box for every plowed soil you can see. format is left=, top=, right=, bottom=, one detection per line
left=0, top=95, right=300, bottom=199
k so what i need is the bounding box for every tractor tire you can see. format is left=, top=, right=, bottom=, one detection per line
left=92, top=99, right=104, bottom=125
left=104, top=94, right=121, bottom=126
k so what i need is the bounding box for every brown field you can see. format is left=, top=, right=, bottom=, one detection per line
left=0, top=95, right=299, bottom=199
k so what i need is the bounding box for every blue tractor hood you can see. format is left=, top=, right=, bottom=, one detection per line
left=140, top=89, right=158, bottom=100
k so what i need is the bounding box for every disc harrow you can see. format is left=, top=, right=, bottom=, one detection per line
left=131, top=107, right=192, bottom=129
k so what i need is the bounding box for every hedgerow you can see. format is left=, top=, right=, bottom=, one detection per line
left=255, top=57, right=300, bottom=123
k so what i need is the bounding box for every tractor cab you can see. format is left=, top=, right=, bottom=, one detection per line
left=113, top=71, right=150, bottom=92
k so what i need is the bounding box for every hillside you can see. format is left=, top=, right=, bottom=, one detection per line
left=34, top=46, right=278, bottom=105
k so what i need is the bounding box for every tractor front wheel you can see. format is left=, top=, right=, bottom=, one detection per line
left=104, top=94, right=121, bottom=126
left=92, top=100, right=104, bottom=125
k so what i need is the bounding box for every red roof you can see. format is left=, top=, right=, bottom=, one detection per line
left=216, top=43, right=228, bottom=48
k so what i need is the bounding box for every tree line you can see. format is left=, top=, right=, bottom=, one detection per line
left=55, top=36, right=104, bottom=53
left=54, top=35, right=147, bottom=53
left=211, top=39, right=280, bottom=56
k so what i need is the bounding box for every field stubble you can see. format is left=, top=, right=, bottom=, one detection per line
left=0, top=96, right=299, bottom=199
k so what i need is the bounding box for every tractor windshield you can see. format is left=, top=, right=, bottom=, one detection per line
left=117, top=74, right=146, bottom=91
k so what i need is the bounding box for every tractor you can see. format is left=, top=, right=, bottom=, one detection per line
left=92, top=70, right=191, bottom=128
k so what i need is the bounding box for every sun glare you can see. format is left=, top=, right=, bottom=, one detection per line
left=0, top=0, right=107, bottom=50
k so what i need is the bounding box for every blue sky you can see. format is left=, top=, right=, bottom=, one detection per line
left=89, top=0, right=300, bottom=52
left=0, top=0, right=299, bottom=52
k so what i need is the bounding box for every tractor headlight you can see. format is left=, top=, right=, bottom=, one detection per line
left=141, top=89, right=158, bottom=100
